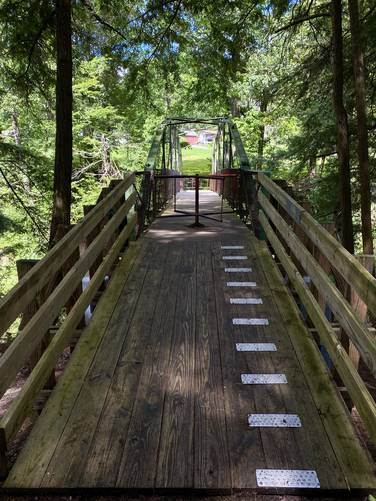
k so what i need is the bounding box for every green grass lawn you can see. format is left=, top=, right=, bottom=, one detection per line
left=181, top=144, right=212, bottom=175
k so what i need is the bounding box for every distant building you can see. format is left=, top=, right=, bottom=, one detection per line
left=198, top=129, right=216, bottom=144
left=181, top=130, right=199, bottom=145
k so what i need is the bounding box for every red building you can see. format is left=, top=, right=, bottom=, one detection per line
left=182, top=130, right=199, bottom=145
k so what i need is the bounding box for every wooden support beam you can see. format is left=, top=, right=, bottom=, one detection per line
left=257, top=172, right=376, bottom=318
left=16, top=259, right=41, bottom=370
left=349, top=255, right=375, bottom=370
left=259, top=191, right=376, bottom=378
left=17, top=259, right=56, bottom=388
left=259, top=210, right=376, bottom=444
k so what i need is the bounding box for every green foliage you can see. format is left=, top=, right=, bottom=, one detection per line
left=181, top=144, right=212, bottom=175
left=0, top=0, right=375, bottom=302
left=180, top=140, right=191, bottom=149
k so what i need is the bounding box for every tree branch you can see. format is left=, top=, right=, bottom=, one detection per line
left=146, top=0, right=182, bottom=62
left=0, top=166, right=48, bottom=241
left=274, top=11, right=330, bottom=33
left=24, top=10, right=55, bottom=78
left=81, top=0, right=176, bottom=43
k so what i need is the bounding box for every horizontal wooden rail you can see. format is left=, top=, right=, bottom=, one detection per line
left=0, top=176, right=137, bottom=478
left=0, top=189, right=137, bottom=398
left=257, top=172, right=376, bottom=318
left=259, top=210, right=376, bottom=443
left=0, top=214, right=137, bottom=445
left=0, top=173, right=135, bottom=337
left=259, top=191, right=376, bottom=378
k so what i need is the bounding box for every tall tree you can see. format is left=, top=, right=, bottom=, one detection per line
left=331, top=0, right=354, bottom=253
left=348, top=0, right=374, bottom=254
left=49, top=0, right=72, bottom=246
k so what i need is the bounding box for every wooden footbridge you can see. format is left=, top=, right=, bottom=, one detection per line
left=1, top=117, right=376, bottom=495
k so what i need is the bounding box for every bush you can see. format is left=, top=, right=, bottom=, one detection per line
left=180, top=140, right=191, bottom=149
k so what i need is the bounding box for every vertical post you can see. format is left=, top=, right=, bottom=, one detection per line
left=169, top=124, right=173, bottom=170
left=0, top=427, right=7, bottom=480
left=152, top=175, right=157, bottom=219
left=174, top=177, right=177, bottom=212
left=220, top=177, right=224, bottom=222
left=195, top=174, right=199, bottom=226
left=222, top=124, right=226, bottom=169
left=348, top=255, right=374, bottom=369
left=162, top=128, right=166, bottom=171
left=16, top=259, right=41, bottom=370
left=229, top=129, right=233, bottom=169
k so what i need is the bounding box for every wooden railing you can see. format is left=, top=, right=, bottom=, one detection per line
left=256, top=172, right=376, bottom=444
left=0, top=172, right=137, bottom=477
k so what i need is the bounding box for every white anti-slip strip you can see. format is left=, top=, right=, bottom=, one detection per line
left=222, top=255, right=248, bottom=260
left=256, top=469, right=320, bottom=488
left=233, top=318, right=269, bottom=326
left=236, top=343, right=276, bottom=352
left=225, top=267, right=252, bottom=272
left=241, top=374, right=287, bottom=384
left=230, top=298, right=263, bottom=304
left=221, top=245, right=244, bottom=249
left=248, top=414, right=301, bottom=427
left=227, top=282, right=257, bottom=287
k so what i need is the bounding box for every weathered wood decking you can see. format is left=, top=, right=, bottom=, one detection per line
left=4, top=191, right=376, bottom=493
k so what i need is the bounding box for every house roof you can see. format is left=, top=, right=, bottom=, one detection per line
left=183, top=129, right=198, bottom=137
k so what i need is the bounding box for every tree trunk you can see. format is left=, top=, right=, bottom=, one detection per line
left=257, top=97, right=267, bottom=169
left=12, top=111, right=32, bottom=195
left=331, top=0, right=354, bottom=253
left=100, top=134, right=111, bottom=177
left=230, top=98, right=241, bottom=118
left=49, top=0, right=72, bottom=247
left=11, top=111, right=21, bottom=147
left=348, top=0, right=374, bottom=254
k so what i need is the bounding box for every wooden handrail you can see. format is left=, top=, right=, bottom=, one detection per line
left=0, top=177, right=138, bottom=478
left=0, top=188, right=137, bottom=398
left=257, top=172, right=376, bottom=318
left=259, top=210, right=376, bottom=443
left=0, top=214, right=137, bottom=444
left=0, top=172, right=135, bottom=337
left=259, top=190, right=376, bottom=377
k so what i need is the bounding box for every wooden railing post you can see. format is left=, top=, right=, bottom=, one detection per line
left=16, top=259, right=40, bottom=371
left=349, top=255, right=375, bottom=369
left=16, top=259, right=56, bottom=388
left=0, top=427, right=7, bottom=480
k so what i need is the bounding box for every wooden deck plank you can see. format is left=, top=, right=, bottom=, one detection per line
left=213, top=239, right=349, bottom=489
left=4, top=190, right=375, bottom=493
left=155, top=243, right=197, bottom=489
left=238, top=240, right=347, bottom=489
left=41, top=242, right=165, bottom=488
left=3, top=243, right=143, bottom=489
left=252, top=235, right=376, bottom=489
left=193, top=241, right=231, bottom=489
left=77, top=242, right=170, bottom=488
left=114, top=244, right=181, bottom=488
left=212, top=241, right=265, bottom=489
left=247, top=242, right=346, bottom=488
